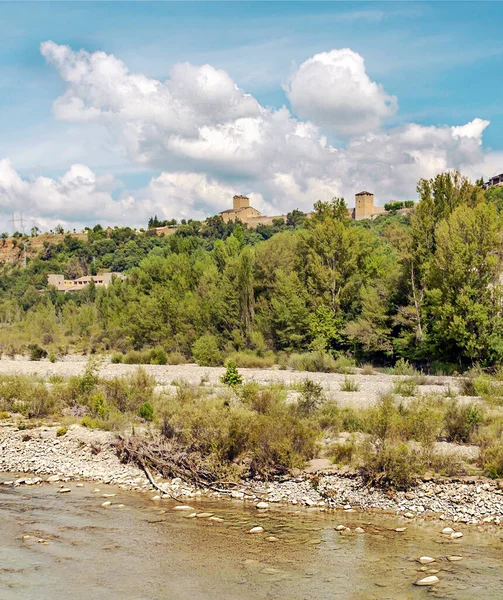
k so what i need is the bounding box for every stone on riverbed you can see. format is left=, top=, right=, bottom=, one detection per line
left=451, top=532, right=463, bottom=539
left=249, top=526, right=264, bottom=534
left=447, top=555, right=463, bottom=562
left=354, top=527, right=364, bottom=534
left=395, top=528, right=406, bottom=532
left=58, top=488, right=71, bottom=494
left=256, top=502, right=269, bottom=509
left=335, top=525, right=346, bottom=531
left=442, top=527, right=454, bottom=534
left=414, top=576, right=440, bottom=586
left=46, top=475, right=60, bottom=483
left=174, top=505, right=194, bottom=511
left=196, top=513, right=213, bottom=518
left=266, top=536, right=279, bottom=542
left=418, top=557, right=435, bottom=565
left=101, top=501, right=112, bottom=508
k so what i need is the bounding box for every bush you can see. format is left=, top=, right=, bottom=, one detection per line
left=444, top=400, right=483, bottom=443
left=298, top=379, right=324, bottom=416
left=288, top=351, right=338, bottom=373
left=166, top=351, right=187, bottom=365
left=340, top=377, right=359, bottom=392
left=149, top=346, right=167, bottom=365
left=329, top=438, right=357, bottom=465
left=139, top=401, right=154, bottom=421
left=56, top=426, right=67, bottom=437
left=226, top=351, right=275, bottom=369
left=220, top=362, right=243, bottom=387
left=111, top=353, right=123, bottom=364
left=333, top=356, right=356, bottom=374
left=0, top=375, right=57, bottom=417
left=192, top=334, right=222, bottom=367
left=392, top=377, right=417, bottom=397
left=479, top=442, right=503, bottom=478
left=49, top=353, right=56, bottom=364
left=360, top=440, right=419, bottom=489
left=28, top=344, right=47, bottom=361
left=360, top=364, right=374, bottom=375
left=393, top=358, right=416, bottom=376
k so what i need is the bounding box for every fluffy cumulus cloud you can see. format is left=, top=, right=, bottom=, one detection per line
left=0, top=41, right=497, bottom=231
left=285, top=48, right=398, bottom=136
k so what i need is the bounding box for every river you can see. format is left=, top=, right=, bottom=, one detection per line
left=1, top=473, right=502, bottom=599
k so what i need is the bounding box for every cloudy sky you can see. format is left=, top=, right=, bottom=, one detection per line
left=1, top=1, right=502, bottom=233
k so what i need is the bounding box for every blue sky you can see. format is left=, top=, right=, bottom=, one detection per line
left=0, top=2, right=502, bottom=232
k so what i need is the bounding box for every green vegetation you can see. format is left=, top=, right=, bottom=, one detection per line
left=0, top=171, right=501, bottom=373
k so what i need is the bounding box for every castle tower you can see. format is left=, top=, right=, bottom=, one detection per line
left=354, top=191, right=374, bottom=220
left=233, top=195, right=250, bottom=210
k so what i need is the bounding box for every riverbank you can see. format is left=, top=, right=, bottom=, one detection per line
left=2, top=421, right=502, bottom=526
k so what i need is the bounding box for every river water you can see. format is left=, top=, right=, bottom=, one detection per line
left=1, top=473, right=502, bottom=600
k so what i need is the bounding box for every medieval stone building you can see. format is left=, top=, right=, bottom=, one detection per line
left=350, top=191, right=386, bottom=220
left=218, top=195, right=287, bottom=227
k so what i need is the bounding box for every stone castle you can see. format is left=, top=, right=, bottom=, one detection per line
left=218, top=191, right=386, bottom=226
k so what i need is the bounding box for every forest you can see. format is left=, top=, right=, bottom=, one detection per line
left=1, top=171, right=503, bottom=373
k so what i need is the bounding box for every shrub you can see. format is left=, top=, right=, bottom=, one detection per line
left=226, top=351, right=275, bottom=369
left=78, top=357, right=101, bottom=395
left=329, top=438, right=357, bottom=465
left=111, top=353, right=123, bottom=364
left=89, top=392, right=109, bottom=418
left=360, top=364, right=374, bottom=375
left=479, top=442, right=503, bottom=478
left=220, top=362, right=243, bottom=387
left=392, top=377, right=417, bottom=397
left=139, top=401, right=154, bottom=421
left=288, top=351, right=338, bottom=373
left=149, top=346, right=168, bottom=365
left=340, top=377, right=359, bottom=392
left=166, top=351, right=186, bottom=365
left=56, top=426, right=67, bottom=437
left=298, top=379, right=324, bottom=416
left=49, top=353, right=56, bottom=364
left=192, top=334, right=222, bottom=367
left=360, top=440, right=419, bottom=489
left=240, top=384, right=281, bottom=414
left=333, top=356, right=356, bottom=374
left=444, top=400, right=483, bottom=443
left=393, top=358, right=416, bottom=376
left=28, top=344, right=47, bottom=361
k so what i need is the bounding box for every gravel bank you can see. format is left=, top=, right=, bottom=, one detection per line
left=0, top=357, right=466, bottom=408
left=1, top=422, right=501, bottom=525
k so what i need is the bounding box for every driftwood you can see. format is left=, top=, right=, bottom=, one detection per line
left=115, top=435, right=268, bottom=500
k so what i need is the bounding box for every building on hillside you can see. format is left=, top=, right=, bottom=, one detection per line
left=350, top=191, right=386, bottom=220
left=218, top=195, right=287, bottom=227
left=483, top=173, right=503, bottom=190
left=47, top=272, right=123, bottom=292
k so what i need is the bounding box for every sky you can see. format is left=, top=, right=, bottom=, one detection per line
left=1, top=1, right=503, bottom=233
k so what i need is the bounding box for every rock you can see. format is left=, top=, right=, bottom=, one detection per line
left=151, top=496, right=161, bottom=501
left=261, top=568, right=280, bottom=574
left=404, top=512, right=414, bottom=518
left=184, top=513, right=197, bottom=519
left=231, top=490, right=244, bottom=499
left=355, top=527, right=365, bottom=533
left=418, top=557, right=435, bottom=565
left=196, top=513, right=213, bottom=518
left=266, top=536, right=279, bottom=542
left=58, top=488, right=71, bottom=493
left=256, top=502, right=269, bottom=509
left=441, top=527, right=454, bottom=534
left=447, top=555, right=463, bottom=561
left=395, top=527, right=406, bottom=532
left=249, top=526, right=264, bottom=534
left=343, top=504, right=352, bottom=510
left=414, top=576, right=439, bottom=586
left=102, top=494, right=116, bottom=498
left=101, top=501, right=112, bottom=507
left=115, top=504, right=125, bottom=508
left=174, top=505, right=194, bottom=511
left=335, top=525, right=346, bottom=531
left=209, top=517, right=224, bottom=522
left=76, top=483, right=84, bottom=488
left=451, top=532, right=463, bottom=539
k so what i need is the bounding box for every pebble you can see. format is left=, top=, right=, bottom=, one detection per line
left=249, top=526, right=264, bottom=534
left=184, top=513, right=197, bottom=519
left=76, top=483, right=84, bottom=488
left=447, top=555, right=463, bottom=561
left=442, top=527, right=454, bottom=534
left=335, top=525, right=346, bottom=531
left=395, top=527, right=406, bottom=532
left=209, top=517, right=224, bottom=522
left=101, top=501, right=112, bottom=508
left=266, top=536, right=279, bottom=542
left=151, top=496, right=161, bottom=501
left=196, top=513, right=213, bottom=518
left=256, top=502, right=269, bottom=509
left=414, top=576, right=440, bottom=586
left=451, top=532, right=463, bottom=539
left=418, top=557, right=435, bottom=564
left=46, top=475, right=60, bottom=483
left=102, top=494, right=116, bottom=498
left=58, top=488, right=71, bottom=493
left=174, top=505, right=194, bottom=511
left=404, top=512, right=414, bottom=519
left=355, top=527, right=365, bottom=533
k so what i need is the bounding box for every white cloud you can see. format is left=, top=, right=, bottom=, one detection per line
left=0, top=41, right=497, bottom=232
left=285, top=48, right=397, bottom=136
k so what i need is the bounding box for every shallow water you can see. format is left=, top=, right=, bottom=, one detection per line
left=1, top=473, right=502, bottom=599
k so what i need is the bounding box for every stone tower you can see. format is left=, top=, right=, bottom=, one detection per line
left=233, top=195, right=250, bottom=210
left=354, top=191, right=375, bottom=220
